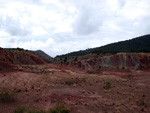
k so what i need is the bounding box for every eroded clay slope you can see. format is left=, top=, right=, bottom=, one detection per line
left=0, top=47, right=51, bottom=71
left=71, top=53, right=150, bottom=72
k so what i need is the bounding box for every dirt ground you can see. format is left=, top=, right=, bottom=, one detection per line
left=0, top=64, right=150, bottom=113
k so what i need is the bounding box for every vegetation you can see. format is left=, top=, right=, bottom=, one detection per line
left=5, top=47, right=24, bottom=51
left=65, top=80, right=73, bottom=86
left=0, top=91, right=15, bottom=102
left=74, top=57, right=78, bottom=61
left=105, top=82, right=112, bottom=89
left=14, top=107, right=46, bottom=113
left=49, top=104, right=72, bottom=113
left=27, top=110, right=46, bottom=113
left=139, top=95, right=146, bottom=106
left=65, top=78, right=86, bottom=86
left=64, top=57, right=68, bottom=64
left=56, top=35, right=150, bottom=58
left=14, top=107, right=25, bottom=113
left=122, top=67, right=125, bottom=69
left=14, top=104, right=71, bottom=113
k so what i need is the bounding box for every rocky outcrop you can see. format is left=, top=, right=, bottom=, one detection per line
left=71, top=53, right=150, bottom=71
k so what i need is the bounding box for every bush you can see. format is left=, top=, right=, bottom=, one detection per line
left=65, top=80, right=73, bottom=86
left=14, top=107, right=46, bottom=113
left=14, top=106, right=25, bottom=113
left=28, top=110, right=46, bottom=113
left=140, top=98, right=145, bottom=106
left=105, top=82, right=111, bottom=89
left=13, top=104, right=72, bottom=113
left=0, top=91, right=15, bottom=102
left=49, top=104, right=72, bottom=113
left=87, top=70, right=94, bottom=74
left=74, top=57, right=78, bottom=61
left=122, top=67, right=125, bottom=69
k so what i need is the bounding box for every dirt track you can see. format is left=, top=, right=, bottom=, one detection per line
left=0, top=64, right=150, bottom=113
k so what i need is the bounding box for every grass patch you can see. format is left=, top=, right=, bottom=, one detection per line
left=14, top=104, right=72, bottom=113
left=105, top=81, right=112, bottom=89
left=14, top=107, right=46, bottom=113
left=27, top=110, right=46, bottom=113
left=99, top=66, right=101, bottom=69
left=49, top=104, right=72, bottom=113
left=122, top=67, right=125, bottom=69
left=0, top=91, right=15, bottom=102
left=65, top=80, right=73, bottom=86
left=14, top=106, right=25, bottom=113
left=65, top=78, right=86, bottom=86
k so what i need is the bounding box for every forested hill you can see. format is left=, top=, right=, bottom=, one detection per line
left=56, top=34, right=150, bottom=58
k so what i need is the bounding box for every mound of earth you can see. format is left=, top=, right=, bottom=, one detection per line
left=0, top=47, right=52, bottom=71
left=70, top=53, right=150, bottom=72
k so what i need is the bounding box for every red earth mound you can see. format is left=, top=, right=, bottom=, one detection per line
left=70, top=53, right=150, bottom=72
left=0, top=47, right=51, bottom=71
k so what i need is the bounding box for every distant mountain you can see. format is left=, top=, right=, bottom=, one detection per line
left=34, top=50, right=52, bottom=59
left=57, top=34, right=150, bottom=58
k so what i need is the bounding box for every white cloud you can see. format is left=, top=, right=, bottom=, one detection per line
left=17, top=38, right=54, bottom=50
left=0, top=0, right=150, bottom=57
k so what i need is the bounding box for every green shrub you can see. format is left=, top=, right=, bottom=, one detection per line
left=87, top=70, right=94, bottom=74
left=74, top=57, right=78, bottom=61
left=14, top=106, right=25, bottom=113
left=0, top=91, right=15, bottom=102
left=14, top=107, right=46, bottom=113
left=14, top=105, right=72, bottom=113
left=65, top=80, right=73, bottom=86
left=49, top=104, right=72, bottom=113
left=66, top=62, right=69, bottom=65
left=81, top=78, right=86, bottom=83
left=99, top=66, right=101, bottom=68
left=140, top=98, right=145, bottom=106
left=28, top=110, right=46, bottom=113
left=122, top=67, right=125, bottom=69
left=105, top=82, right=111, bottom=89
left=64, top=57, right=67, bottom=63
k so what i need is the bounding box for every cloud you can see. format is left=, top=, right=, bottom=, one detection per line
left=1, top=16, right=31, bottom=36
left=0, top=0, right=150, bottom=57
left=16, top=38, right=54, bottom=50
left=72, top=8, right=101, bottom=35
left=71, top=0, right=106, bottom=35
left=107, top=0, right=125, bottom=10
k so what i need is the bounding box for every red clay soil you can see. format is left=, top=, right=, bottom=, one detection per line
left=0, top=64, right=150, bottom=113
left=0, top=47, right=52, bottom=71
left=70, top=53, right=150, bottom=73
left=1, top=48, right=150, bottom=112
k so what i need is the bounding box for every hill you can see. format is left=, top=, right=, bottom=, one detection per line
left=34, top=50, right=52, bottom=59
left=0, top=47, right=52, bottom=71
left=57, top=34, right=150, bottom=58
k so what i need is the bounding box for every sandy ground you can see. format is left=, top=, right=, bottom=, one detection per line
left=0, top=64, right=150, bottom=113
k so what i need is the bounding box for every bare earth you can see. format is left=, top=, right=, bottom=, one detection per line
left=0, top=64, right=150, bottom=113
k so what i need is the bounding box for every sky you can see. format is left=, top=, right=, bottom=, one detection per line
left=0, top=0, right=150, bottom=57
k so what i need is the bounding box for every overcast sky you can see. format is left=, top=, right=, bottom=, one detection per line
left=0, top=0, right=150, bottom=57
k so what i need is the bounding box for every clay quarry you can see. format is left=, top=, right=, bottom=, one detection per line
left=0, top=46, right=150, bottom=113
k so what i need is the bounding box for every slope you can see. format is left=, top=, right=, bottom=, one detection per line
left=34, top=50, right=52, bottom=59
left=0, top=47, right=52, bottom=71
left=57, top=34, right=150, bottom=58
